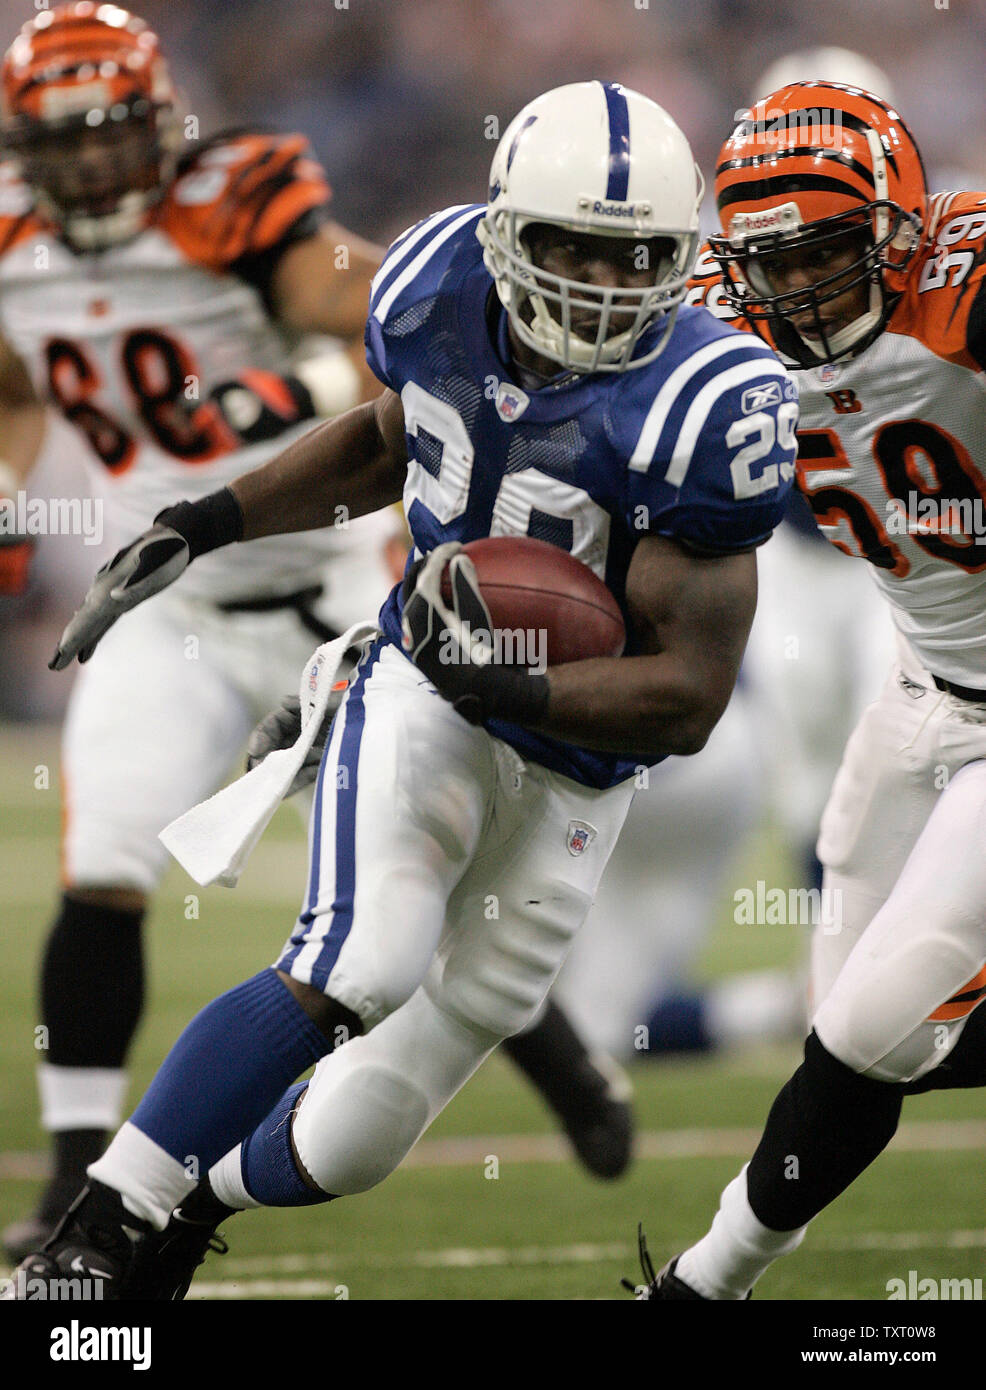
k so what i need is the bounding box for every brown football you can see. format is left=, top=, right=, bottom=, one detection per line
left=440, top=536, right=626, bottom=666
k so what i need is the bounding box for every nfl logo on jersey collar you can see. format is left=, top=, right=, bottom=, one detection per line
left=494, top=380, right=530, bottom=422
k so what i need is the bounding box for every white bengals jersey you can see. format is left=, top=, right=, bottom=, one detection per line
left=689, top=191, right=986, bottom=687
left=0, top=130, right=380, bottom=603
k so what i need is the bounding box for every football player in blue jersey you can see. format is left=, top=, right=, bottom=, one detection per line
left=13, top=82, right=797, bottom=1300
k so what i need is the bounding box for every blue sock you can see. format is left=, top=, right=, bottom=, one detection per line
left=131, top=969, right=328, bottom=1173
left=240, top=1082, right=333, bottom=1206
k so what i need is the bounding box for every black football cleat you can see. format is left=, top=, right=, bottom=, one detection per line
left=2, top=1181, right=153, bottom=1301
left=622, top=1225, right=751, bottom=1300
left=3, top=1129, right=107, bottom=1264
left=502, top=1000, right=634, bottom=1179
left=124, top=1178, right=234, bottom=1301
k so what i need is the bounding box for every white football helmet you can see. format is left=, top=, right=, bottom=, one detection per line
left=752, top=48, right=897, bottom=108
left=477, top=82, right=703, bottom=374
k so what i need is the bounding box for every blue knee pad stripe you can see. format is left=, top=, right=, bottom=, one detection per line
left=241, top=1081, right=330, bottom=1207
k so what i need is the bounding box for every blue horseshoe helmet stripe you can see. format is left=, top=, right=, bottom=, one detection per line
left=601, top=81, right=631, bottom=201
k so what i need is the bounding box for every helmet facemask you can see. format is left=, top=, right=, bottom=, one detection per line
left=711, top=201, right=921, bottom=367
left=3, top=94, right=182, bottom=252
left=478, top=205, right=700, bottom=374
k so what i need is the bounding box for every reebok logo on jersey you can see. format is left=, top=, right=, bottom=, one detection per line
left=897, top=673, right=927, bottom=700
left=741, top=382, right=782, bottom=414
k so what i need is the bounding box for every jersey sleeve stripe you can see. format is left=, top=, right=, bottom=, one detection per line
left=629, top=336, right=775, bottom=473
left=369, top=204, right=477, bottom=318
left=372, top=205, right=484, bottom=325
left=664, top=359, right=790, bottom=487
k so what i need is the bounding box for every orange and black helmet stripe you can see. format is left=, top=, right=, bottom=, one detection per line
left=3, top=4, right=172, bottom=120
left=714, top=83, right=927, bottom=230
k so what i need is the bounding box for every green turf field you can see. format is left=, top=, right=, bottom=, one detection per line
left=2, top=724, right=984, bottom=1304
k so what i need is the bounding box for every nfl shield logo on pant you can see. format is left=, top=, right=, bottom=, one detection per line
left=566, top=820, right=597, bottom=856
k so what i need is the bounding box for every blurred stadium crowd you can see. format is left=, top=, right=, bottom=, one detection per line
left=0, top=0, right=983, bottom=255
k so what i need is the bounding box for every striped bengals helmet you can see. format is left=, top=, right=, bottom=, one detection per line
left=710, top=82, right=927, bottom=366
left=1, top=3, right=181, bottom=249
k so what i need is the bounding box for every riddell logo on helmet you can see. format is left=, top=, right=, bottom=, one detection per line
left=742, top=209, right=789, bottom=232
left=591, top=201, right=639, bottom=218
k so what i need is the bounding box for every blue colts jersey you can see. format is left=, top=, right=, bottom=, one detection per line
left=365, top=204, right=797, bottom=788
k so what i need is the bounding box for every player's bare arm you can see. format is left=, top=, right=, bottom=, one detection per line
left=0, top=333, right=46, bottom=484
left=232, top=386, right=407, bottom=537
left=271, top=220, right=384, bottom=339
left=269, top=220, right=387, bottom=406
left=537, top=536, right=757, bottom=757
left=49, top=389, right=408, bottom=668
left=0, top=333, right=47, bottom=595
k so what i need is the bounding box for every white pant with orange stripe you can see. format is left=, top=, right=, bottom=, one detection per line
left=812, top=636, right=986, bottom=1083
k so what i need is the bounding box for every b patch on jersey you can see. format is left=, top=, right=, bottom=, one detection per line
left=495, top=382, right=530, bottom=422
left=741, top=381, right=782, bottom=414
left=566, top=820, right=597, bottom=856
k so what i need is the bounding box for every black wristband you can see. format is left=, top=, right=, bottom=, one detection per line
left=495, top=668, right=550, bottom=726
left=154, top=487, right=244, bottom=561
left=453, top=667, right=550, bottom=728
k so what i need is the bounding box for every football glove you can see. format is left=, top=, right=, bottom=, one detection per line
left=49, top=489, right=242, bottom=671
left=205, top=370, right=316, bottom=448
left=245, top=681, right=349, bottom=797
left=49, top=524, right=189, bottom=669
left=400, top=541, right=549, bottom=727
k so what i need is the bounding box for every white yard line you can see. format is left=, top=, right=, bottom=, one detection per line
left=3, top=1118, right=984, bottom=1182
left=186, top=1229, right=986, bottom=1297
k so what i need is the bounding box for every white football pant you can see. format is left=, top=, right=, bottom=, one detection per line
left=813, top=635, right=986, bottom=1081
left=276, top=639, right=635, bottom=1193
